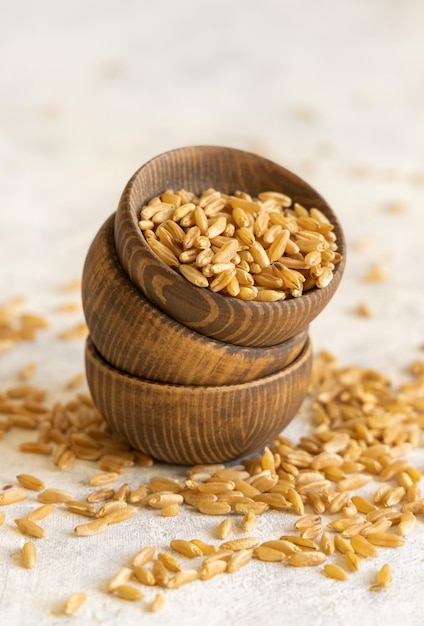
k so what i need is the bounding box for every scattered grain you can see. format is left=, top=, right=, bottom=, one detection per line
left=363, top=262, right=388, bottom=283
left=19, top=442, right=53, bottom=455
left=241, top=510, right=256, bottom=532
left=157, top=552, right=181, bottom=573
left=15, top=518, right=45, bottom=538
left=107, top=567, right=133, bottom=592
left=323, top=564, right=348, bottom=581
left=17, top=362, right=37, bottom=380
left=0, top=487, right=28, bottom=505
left=132, top=547, right=156, bottom=568
left=63, top=592, right=86, bottom=615
left=200, top=559, right=228, bottom=580
left=354, top=303, right=374, bottom=318
left=16, top=474, right=45, bottom=491
left=221, top=537, right=260, bottom=551
left=37, top=488, right=74, bottom=504
left=65, top=501, right=96, bottom=518
left=350, top=534, right=378, bottom=558
left=397, top=511, right=416, bottom=536
left=226, top=548, right=253, bottom=573
left=146, top=493, right=184, bottom=509
left=150, top=593, right=166, bottom=612
left=217, top=518, right=233, bottom=540
left=74, top=518, right=108, bottom=536
left=374, top=563, right=393, bottom=590
left=58, top=323, right=88, bottom=340
left=344, top=551, right=361, bottom=572
left=133, top=565, right=156, bottom=586
left=253, top=546, right=286, bottom=562
left=195, top=500, right=232, bottom=515
left=22, top=541, right=37, bottom=568
left=161, top=503, right=180, bottom=517
left=202, top=550, right=234, bottom=565
left=103, top=505, right=137, bottom=525
left=115, top=585, right=144, bottom=601
left=167, top=569, right=199, bottom=589
left=170, top=539, right=203, bottom=558
left=286, top=552, right=326, bottom=567
left=89, top=472, right=119, bottom=486
left=382, top=201, right=406, bottom=214
left=365, top=533, right=405, bottom=548
left=27, top=503, right=57, bottom=521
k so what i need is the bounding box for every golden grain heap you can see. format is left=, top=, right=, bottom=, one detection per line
left=2, top=343, right=424, bottom=615
left=0, top=297, right=49, bottom=355
left=138, top=188, right=341, bottom=301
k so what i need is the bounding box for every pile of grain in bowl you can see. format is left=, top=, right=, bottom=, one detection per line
left=138, top=188, right=341, bottom=302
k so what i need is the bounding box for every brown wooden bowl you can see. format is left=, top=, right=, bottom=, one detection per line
left=85, top=335, right=313, bottom=465
left=82, top=213, right=309, bottom=386
left=114, top=145, right=346, bottom=348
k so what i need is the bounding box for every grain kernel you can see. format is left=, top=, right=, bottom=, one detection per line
left=132, top=546, right=156, bottom=568
left=226, top=548, right=253, bottom=573
left=323, top=564, right=348, bottom=581
left=221, top=537, right=259, bottom=551
left=350, top=534, right=378, bottom=558
left=200, top=559, right=227, bottom=580
left=253, top=546, right=286, bottom=562
left=157, top=552, right=181, bottom=573
left=167, top=569, right=199, bottom=589
left=64, top=592, right=86, bottom=615
left=22, top=541, right=36, bottom=568
left=107, top=567, right=133, bottom=592
left=150, top=593, right=166, bottom=612
left=0, top=488, right=28, bottom=505
left=217, top=518, right=233, bottom=540
left=286, top=552, right=326, bottom=567
left=15, top=518, right=45, bottom=538
left=170, top=539, right=203, bottom=558
left=115, top=585, right=144, bottom=601
left=37, top=488, right=74, bottom=504
left=16, top=474, right=45, bottom=491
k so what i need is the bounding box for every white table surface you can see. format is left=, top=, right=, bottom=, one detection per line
left=1, top=1, right=424, bottom=624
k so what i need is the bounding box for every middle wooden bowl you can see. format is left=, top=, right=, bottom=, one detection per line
left=85, top=335, right=313, bottom=465
left=82, top=213, right=309, bottom=386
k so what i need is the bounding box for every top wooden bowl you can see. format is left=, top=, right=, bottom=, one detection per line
left=114, top=146, right=346, bottom=348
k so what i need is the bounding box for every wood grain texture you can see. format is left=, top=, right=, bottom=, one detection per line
left=85, top=335, right=313, bottom=465
left=82, top=213, right=309, bottom=385
left=114, top=145, right=346, bottom=348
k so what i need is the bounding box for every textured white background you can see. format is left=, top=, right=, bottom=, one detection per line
left=1, top=1, right=424, bottom=624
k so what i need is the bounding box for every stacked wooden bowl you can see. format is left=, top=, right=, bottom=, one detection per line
left=82, top=146, right=346, bottom=465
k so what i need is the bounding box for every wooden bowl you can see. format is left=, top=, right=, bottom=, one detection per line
left=114, top=145, right=346, bottom=348
left=85, top=335, right=313, bottom=465
left=82, top=214, right=309, bottom=386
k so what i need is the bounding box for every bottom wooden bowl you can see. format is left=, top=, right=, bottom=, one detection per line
left=85, top=335, right=313, bottom=465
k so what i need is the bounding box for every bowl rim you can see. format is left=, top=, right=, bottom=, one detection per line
left=86, top=333, right=313, bottom=393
